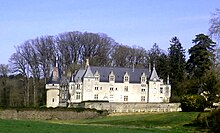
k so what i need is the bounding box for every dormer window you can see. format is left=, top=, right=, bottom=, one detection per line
left=141, top=77, right=146, bottom=83
left=109, top=75, right=114, bottom=81
left=124, top=76, right=129, bottom=82
left=94, top=71, right=100, bottom=81
left=124, top=72, right=129, bottom=82
left=141, top=72, right=146, bottom=83
left=95, top=77, right=99, bottom=81
left=109, top=71, right=115, bottom=82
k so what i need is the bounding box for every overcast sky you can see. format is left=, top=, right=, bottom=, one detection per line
left=0, top=0, right=219, bottom=64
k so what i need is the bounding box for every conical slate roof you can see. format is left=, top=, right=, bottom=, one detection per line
left=149, top=66, right=160, bottom=81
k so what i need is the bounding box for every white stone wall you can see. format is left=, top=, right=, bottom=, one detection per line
left=70, top=78, right=150, bottom=103
left=148, top=80, right=171, bottom=102
left=46, top=89, right=60, bottom=108
left=68, top=78, right=171, bottom=103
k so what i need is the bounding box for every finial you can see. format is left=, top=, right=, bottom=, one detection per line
left=153, top=62, right=156, bottom=70
left=55, top=54, right=59, bottom=68
left=149, top=62, right=151, bottom=73
left=85, top=58, right=89, bottom=68
left=167, top=75, right=170, bottom=84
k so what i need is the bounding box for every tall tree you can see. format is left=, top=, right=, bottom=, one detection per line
left=186, top=34, right=216, bottom=94
left=209, top=9, right=220, bottom=66
left=147, top=43, right=168, bottom=79
left=147, top=43, right=162, bottom=67
left=34, top=36, right=56, bottom=84
left=9, top=52, right=30, bottom=106
left=157, top=53, right=169, bottom=81
left=111, top=44, right=131, bottom=67
left=168, top=37, right=186, bottom=97
left=209, top=8, right=220, bottom=41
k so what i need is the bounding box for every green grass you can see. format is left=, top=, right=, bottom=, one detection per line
left=0, top=112, right=200, bottom=133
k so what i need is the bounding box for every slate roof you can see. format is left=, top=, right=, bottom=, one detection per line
left=71, top=69, right=86, bottom=82
left=71, top=66, right=151, bottom=83
left=47, top=67, right=62, bottom=84
left=149, top=67, right=160, bottom=81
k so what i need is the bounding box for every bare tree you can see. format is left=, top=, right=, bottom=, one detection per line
left=111, top=44, right=131, bottom=67
left=0, top=64, right=9, bottom=77
left=34, top=36, right=56, bottom=84
left=209, top=8, right=220, bottom=41
left=57, top=32, right=82, bottom=74
left=19, top=40, right=41, bottom=106
left=9, top=52, right=30, bottom=106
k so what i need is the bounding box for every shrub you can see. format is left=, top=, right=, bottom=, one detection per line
left=193, top=109, right=220, bottom=132
left=180, top=94, right=207, bottom=112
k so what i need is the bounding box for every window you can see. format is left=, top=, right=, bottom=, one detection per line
left=52, top=98, right=55, bottom=102
left=110, top=87, right=114, bottom=91
left=109, top=75, right=115, bottom=81
left=62, top=94, right=65, bottom=99
left=76, top=92, right=81, bottom=100
left=100, top=87, right=102, bottom=90
left=64, top=94, right=67, bottom=99
left=77, top=84, right=80, bottom=90
left=115, top=88, right=117, bottom=91
left=124, top=76, right=129, bottom=82
left=141, top=96, right=145, bottom=102
left=94, top=94, right=98, bottom=100
left=109, top=95, right=114, bottom=101
left=141, top=84, right=146, bottom=87
left=110, top=76, right=114, bottom=81
left=124, top=96, right=128, bottom=101
left=141, top=88, right=145, bottom=92
left=141, top=77, right=146, bottom=82
left=124, top=86, right=128, bottom=92
left=95, top=87, right=99, bottom=90
left=95, top=77, right=99, bottom=81
left=160, top=87, right=163, bottom=93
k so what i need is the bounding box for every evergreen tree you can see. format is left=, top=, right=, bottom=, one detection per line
left=187, top=34, right=216, bottom=79
left=157, top=53, right=169, bottom=81
left=168, top=37, right=186, bottom=98
left=186, top=34, right=216, bottom=94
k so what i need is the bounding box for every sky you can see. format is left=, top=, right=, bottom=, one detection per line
left=0, top=0, right=219, bottom=64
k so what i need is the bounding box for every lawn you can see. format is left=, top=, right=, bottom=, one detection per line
left=0, top=112, right=200, bottom=133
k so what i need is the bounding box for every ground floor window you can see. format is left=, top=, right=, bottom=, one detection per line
left=76, top=92, right=81, bottom=99
left=94, top=94, right=98, bottom=100
left=124, top=96, right=128, bottom=101
left=141, top=96, right=145, bottom=102
left=160, top=87, right=163, bottom=93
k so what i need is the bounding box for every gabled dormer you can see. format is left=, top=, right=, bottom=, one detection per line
left=124, top=72, right=129, bottom=83
left=109, top=71, right=115, bottom=82
left=94, top=70, right=100, bottom=81
left=141, top=72, right=147, bottom=84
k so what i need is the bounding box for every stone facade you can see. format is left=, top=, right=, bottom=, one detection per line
left=46, top=60, right=171, bottom=108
